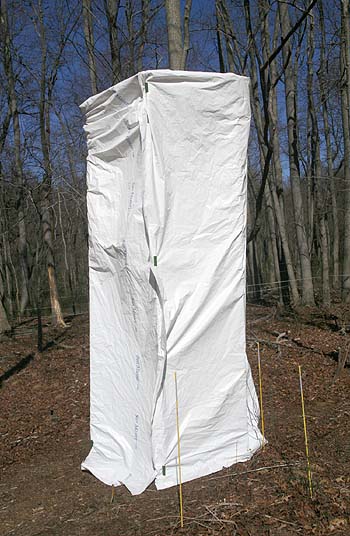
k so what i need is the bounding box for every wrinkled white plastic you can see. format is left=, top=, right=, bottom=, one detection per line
left=81, top=70, right=263, bottom=495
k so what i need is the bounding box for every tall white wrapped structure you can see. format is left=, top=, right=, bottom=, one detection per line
left=81, top=70, right=263, bottom=495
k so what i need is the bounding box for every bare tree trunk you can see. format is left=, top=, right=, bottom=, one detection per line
left=82, top=0, right=98, bottom=94
left=165, top=0, right=182, bottom=69
left=306, top=96, right=315, bottom=255
left=341, top=0, right=350, bottom=302
left=215, top=1, right=225, bottom=72
left=137, top=0, right=150, bottom=72
left=279, top=2, right=315, bottom=305
left=247, top=241, right=262, bottom=302
left=1, top=0, right=30, bottom=316
left=0, top=105, right=13, bottom=323
left=0, top=184, right=11, bottom=333
left=165, top=0, right=192, bottom=70
left=104, top=0, right=121, bottom=84
left=0, top=195, right=19, bottom=318
left=0, top=277, right=10, bottom=334
left=181, top=0, right=192, bottom=69
left=319, top=47, right=339, bottom=288
left=37, top=1, right=66, bottom=328
left=2, top=241, right=13, bottom=318
left=125, top=0, right=136, bottom=76
left=265, top=182, right=283, bottom=304
left=216, top=0, right=236, bottom=72
left=56, top=110, right=80, bottom=186
left=307, top=10, right=330, bottom=306
left=318, top=207, right=331, bottom=305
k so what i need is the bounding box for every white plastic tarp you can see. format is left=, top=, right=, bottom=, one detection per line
left=80, top=70, right=263, bottom=495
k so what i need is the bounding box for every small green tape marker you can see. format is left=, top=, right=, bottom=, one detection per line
left=153, top=255, right=157, bottom=266
left=162, top=465, right=166, bottom=476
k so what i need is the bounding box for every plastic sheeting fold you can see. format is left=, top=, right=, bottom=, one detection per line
left=81, top=70, right=263, bottom=495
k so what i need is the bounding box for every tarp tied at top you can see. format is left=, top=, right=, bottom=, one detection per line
left=81, top=70, right=263, bottom=495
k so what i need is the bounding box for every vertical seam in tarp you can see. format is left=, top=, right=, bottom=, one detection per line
left=139, top=76, right=168, bottom=471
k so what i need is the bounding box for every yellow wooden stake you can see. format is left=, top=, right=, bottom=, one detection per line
left=298, top=365, right=313, bottom=498
left=174, top=371, right=184, bottom=528
left=257, top=342, right=265, bottom=448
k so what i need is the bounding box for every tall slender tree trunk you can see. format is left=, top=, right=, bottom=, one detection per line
left=165, top=0, right=192, bottom=70
left=216, top=0, right=235, bottom=72
left=319, top=1, right=339, bottom=290
left=279, top=2, right=315, bottom=305
left=247, top=241, right=262, bottom=302
left=265, top=183, right=283, bottom=304
left=307, top=10, right=330, bottom=306
left=137, top=0, right=150, bottom=72
left=82, top=0, right=98, bottom=94
left=0, top=281, right=10, bottom=335
left=340, top=0, right=350, bottom=302
left=0, top=185, right=11, bottom=333
left=322, top=105, right=339, bottom=290
left=104, top=0, right=121, bottom=84
left=37, top=2, right=66, bottom=327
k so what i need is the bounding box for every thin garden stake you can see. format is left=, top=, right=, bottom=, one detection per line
left=257, top=342, right=265, bottom=448
left=174, top=371, right=184, bottom=528
left=298, top=365, right=313, bottom=498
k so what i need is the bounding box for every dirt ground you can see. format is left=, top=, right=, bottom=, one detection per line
left=1, top=305, right=349, bottom=536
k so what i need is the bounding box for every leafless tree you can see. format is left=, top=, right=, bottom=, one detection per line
left=83, top=0, right=98, bottom=94
left=340, top=0, right=350, bottom=302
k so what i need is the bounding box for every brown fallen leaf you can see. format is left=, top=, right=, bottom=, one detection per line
left=328, top=517, right=348, bottom=532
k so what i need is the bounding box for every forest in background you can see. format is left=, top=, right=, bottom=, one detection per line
left=0, top=0, right=349, bottom=333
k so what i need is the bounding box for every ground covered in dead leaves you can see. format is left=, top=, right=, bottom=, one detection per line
left=0, top=305, right=349, bottom=535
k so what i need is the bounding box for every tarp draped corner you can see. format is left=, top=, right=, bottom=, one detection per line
left=80, top=70, right=263, bottom=495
